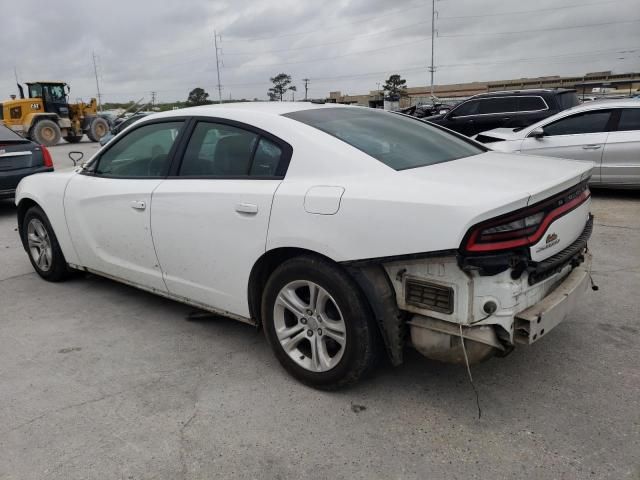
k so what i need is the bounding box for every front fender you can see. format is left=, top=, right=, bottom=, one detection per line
left=15, top=170, right=81, bottom=265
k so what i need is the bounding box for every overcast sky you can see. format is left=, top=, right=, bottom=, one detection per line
left=1, top=0, right=638, bottom=103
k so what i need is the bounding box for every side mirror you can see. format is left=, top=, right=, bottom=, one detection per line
left=68, top=151, right=84, bottom=167
left=531, top=127, right=545, bottom=139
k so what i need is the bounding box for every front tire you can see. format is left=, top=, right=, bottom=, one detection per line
left=31, top=119, right=61, bottom=146
left=23, top=206, right=71, bottom=282
left=262, top=256, right=379, bottom=390
left=86, top=117, right=109, bottom=142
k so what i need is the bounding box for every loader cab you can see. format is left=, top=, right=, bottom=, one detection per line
left=26, top=82, right=70, bottom=119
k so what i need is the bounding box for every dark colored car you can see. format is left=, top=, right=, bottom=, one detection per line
left=425, top=89, right=580, bottom=136
left=400, top=103, right=454, bottom=119
left=0, top=124, right=53, bottom=199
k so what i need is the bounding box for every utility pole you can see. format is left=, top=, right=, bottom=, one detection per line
left=214, top=30, right=223, bottom=104
left=150, top=91, right=157, bottom=109
left=92, top=51, right=103, bottom=112
left=429, top=0, right=436, bottom=100
left=302, top=78, right=310, bottom=100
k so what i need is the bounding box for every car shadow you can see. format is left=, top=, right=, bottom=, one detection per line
left=590, top=187, right=640, bottom=200
left=57, top=271, right=578, bottom=425
left=0, top=198, right=17, bottom=219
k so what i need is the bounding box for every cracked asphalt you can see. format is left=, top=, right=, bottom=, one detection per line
left=1, top=140, right=639, bottom=479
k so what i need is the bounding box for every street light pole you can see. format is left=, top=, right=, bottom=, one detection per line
left=429, top=0, right=436, bottom=100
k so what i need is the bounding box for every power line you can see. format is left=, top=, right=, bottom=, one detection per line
left=439, top=0, right=633, bottom=20
left=223, top=20, right=430, bottom=56
left=439, top=19, right=640, bottom=37
left=224, top=38, right=430, bottom=69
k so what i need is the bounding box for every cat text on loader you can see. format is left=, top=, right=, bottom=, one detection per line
left=0, top=82, right=109, bottom=146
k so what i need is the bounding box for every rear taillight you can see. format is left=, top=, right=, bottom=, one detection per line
left=464, top=184, right=590, bottom=253
left=41, top=146, right=54, bottom=168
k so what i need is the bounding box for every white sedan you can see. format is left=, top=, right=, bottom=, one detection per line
left=476, top=99, right=640, bottom=188
left=16, top=102, right=594, bottom=389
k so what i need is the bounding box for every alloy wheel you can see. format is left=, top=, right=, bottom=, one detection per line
left=27, top=218, right=53, bottom=272
left=273, top=280, right=347, bottom=372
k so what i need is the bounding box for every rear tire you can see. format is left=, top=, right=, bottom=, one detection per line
left=86, top=117, right=109, bottom=142
left=31, top=119, right=61, bottom=146
left=22, top=206, right=71, bottom=282
left=64, top=135, right=83, bottom=143
left=262, top=255, right=379, bottom=390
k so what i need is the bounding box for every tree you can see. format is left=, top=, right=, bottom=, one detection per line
left=186, top=87, right=211, bottom=106
left=268, top=73, right=295, bottom=101
left=382, top=74, right=407, bottom=101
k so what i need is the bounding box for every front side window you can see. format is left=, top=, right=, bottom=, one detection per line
left=29, top=84, right=42, bottom=98
left=95, top=121, right=183, bottom=177
left=542, top=110, right=612, bottom=136
left=617, top=108, right=640, bottom=132
left=285, top=108, right=484, bottom=171
left=450, top=100, right=480, bottom=117
left=179, top=122, right=284, bottom=177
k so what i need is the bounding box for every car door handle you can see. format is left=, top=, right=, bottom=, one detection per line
left=582, top=144, right=602, bottom=150
left=235, top=203, right=258, bottom=214
left=130, top=200, right=146, bottom=210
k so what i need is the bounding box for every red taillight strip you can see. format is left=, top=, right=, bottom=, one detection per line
left=41, top=146, right=54, bottom=168
left=465, top=189, right=590, bottom=252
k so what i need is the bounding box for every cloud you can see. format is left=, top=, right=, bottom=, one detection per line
left=1, top=0, right=637, bottom=103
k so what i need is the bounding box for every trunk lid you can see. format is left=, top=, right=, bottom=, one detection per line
left=0, top=141, right=41, bottom=172
left=399, top=151, right=593, bottom=259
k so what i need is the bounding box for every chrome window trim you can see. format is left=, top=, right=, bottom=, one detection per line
left=450, top=95, right=549, bottom=119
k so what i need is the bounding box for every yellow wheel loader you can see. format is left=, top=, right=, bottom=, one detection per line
left=0, top=82, right=109, bottom=146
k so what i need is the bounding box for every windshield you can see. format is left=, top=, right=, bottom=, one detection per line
left=285, top=108, right=484, bottom=170
left=0, top=124, right=28, bottom=143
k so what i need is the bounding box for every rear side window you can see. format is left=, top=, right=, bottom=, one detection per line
left=517, top=96, right=547, bottom=112
left=284, top=108, right=484, bottom=171
left=179, top=122, right=285, bottom=177
left=478, top=97, right=518, bottom=114
left=557, top=92, right=580, bottom=110
left=0, top=123, right=28, bottom=142
left=617, top=109, right=640, bottom=131
left=543, top=110, right=612, bottom=136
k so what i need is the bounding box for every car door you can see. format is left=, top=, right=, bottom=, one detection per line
left=600, top=107, right=640, bottom=186
left=150, top=119, right=291, bottom=318
left=441, top=99, right=481, bottom=135
left=518, top=109, right=614, bottom=183
left=474, top=97, right=519, bottom=134
left=64, top=119, right=186, bottom=291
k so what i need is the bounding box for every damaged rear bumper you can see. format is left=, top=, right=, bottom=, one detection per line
left=514, top=252, right=592, bottom=344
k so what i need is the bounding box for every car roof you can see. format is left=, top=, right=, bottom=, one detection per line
left=469, top=88, right=575, bottom=99
left=148, top=101, right=348, bottom=120
left=557, top=98, right=640, bottom=113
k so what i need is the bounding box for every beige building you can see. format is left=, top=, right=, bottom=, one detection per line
left=326, top=71, right=640, bottom=107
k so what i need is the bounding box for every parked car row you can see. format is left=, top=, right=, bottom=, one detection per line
left=424, top=89, right=580, bottom=136
left=0, top=124, right=53, bottom=199
left=474, top=100, right=640, bottom=188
